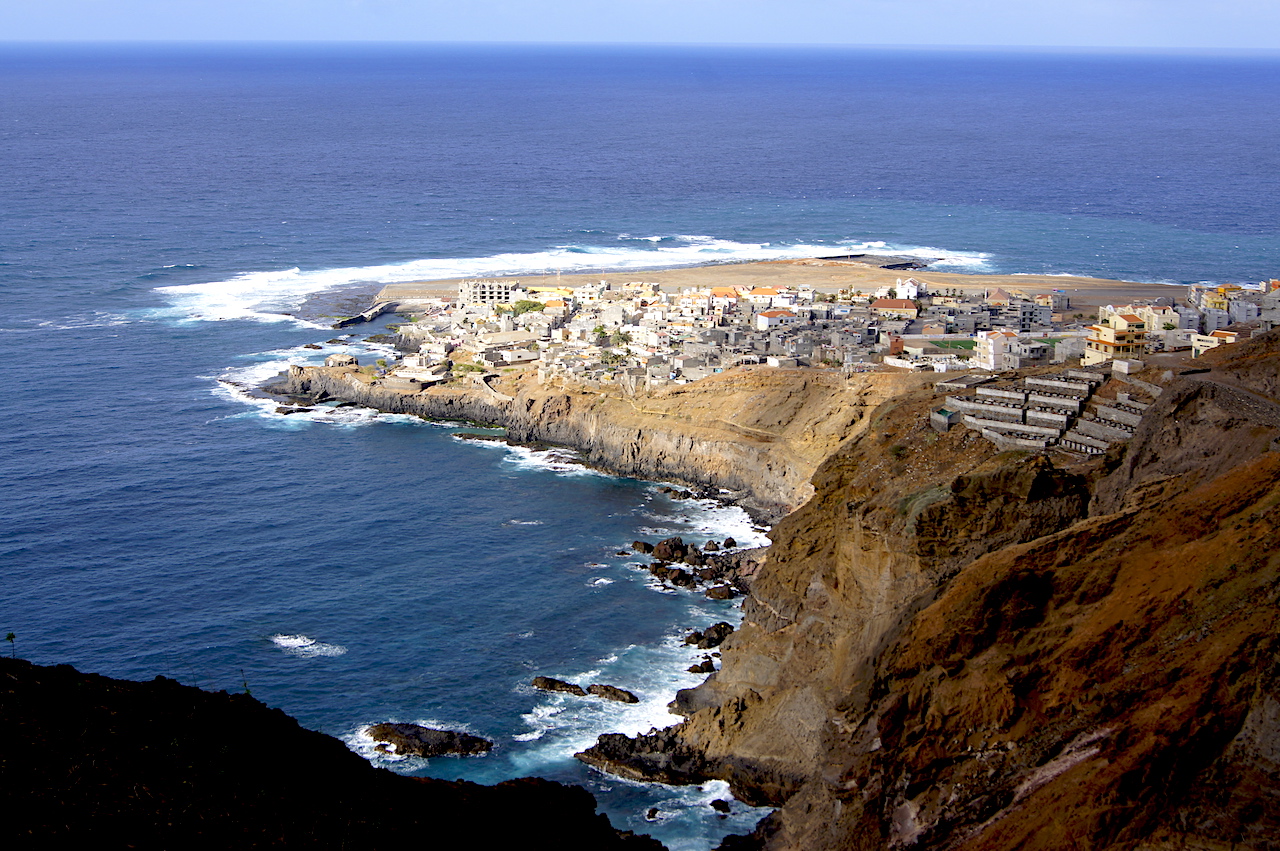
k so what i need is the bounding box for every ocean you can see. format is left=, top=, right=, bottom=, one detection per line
left=1, top=43, right=1277, bottom=848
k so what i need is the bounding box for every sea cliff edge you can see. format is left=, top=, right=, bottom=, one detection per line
left=277, top=331, right=1280, bottom=851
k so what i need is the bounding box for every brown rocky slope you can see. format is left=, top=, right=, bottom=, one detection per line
left=580, top=331, right=1280, bottom=850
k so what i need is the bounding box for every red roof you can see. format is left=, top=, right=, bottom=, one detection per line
left=872, top=299, right=915, bottom=309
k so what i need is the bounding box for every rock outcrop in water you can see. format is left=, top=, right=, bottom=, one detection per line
left=0, top=657, right=660, bottom=848
left=579, top=332, right=1280, bottom=850
left=367, top=722, right=493, bottom=757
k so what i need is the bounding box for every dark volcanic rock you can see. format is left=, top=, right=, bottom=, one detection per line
left=532, top=676, right=587, bottom=696
left=722, top=537, right=737, bottom=549
left=632, top=541, right=655, bottom=554
left=670, top=569, right=697, bottom=588
left=588, top=684, right=640, bottom=704
left=698, top=547, right=768, bottom=593
left=649, top=564, right=697, bottom=587
left=577, top=729, right=715, bottom=787
left=704, top=540, right=721, bottom=552
left=705, top=585, right=735, bottom=600
left=686, top=623, right=734, bottom=649
left=652, top=536, right=687, bottom=562
left=366, top=723, right=492, bottom=757
left=688, top=659, right=716, bottom=674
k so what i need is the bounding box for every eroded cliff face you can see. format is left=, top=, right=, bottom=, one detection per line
left=585, top=332, right=1280, bottom=850
left=273, top=366, right=927, bottom=521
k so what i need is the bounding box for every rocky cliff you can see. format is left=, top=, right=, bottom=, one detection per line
left=0, top=657, right=660, bottom=848
left=271, top=366, right=929, bottom=521
left=580, top=332, right=1280, bottom=850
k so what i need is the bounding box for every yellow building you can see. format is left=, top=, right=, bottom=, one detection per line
left=1083, top=313, right=1146, bottom=366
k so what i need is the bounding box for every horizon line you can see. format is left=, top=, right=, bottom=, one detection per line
left=3, top=40, right=1280, bottom=57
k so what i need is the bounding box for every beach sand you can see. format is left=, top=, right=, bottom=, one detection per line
left=376, top=258, right=1184, bottom=316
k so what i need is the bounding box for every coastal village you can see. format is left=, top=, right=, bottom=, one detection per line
left=318, top=262, right=1280, bottom=459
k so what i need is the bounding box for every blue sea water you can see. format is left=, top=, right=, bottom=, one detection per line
left=2, top=43, right=1278, bottom=848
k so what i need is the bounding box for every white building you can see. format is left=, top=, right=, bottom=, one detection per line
left=974, top=329, right=1019, bottom=371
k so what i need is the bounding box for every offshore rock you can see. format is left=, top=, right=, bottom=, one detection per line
left=688, top=623, right=734, bottom=649
left=577, top=730, right=716, bottom=788
left=652, top=536, right=688, bottom=562
left=649, top=564, right=697, bottom=588
left=367, top=723, right=493, bottom=757
left=588, top=684, right=640, bottom=704
left=532, top=676, right=587, bottom=697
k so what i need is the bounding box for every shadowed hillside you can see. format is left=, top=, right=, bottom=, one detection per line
left=0, top=658, right=661, bottom=849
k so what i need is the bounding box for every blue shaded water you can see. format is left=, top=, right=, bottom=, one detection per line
left=2, top=44, right=1277, bottom=848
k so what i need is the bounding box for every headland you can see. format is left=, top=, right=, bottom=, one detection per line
left=269, top=255, right=1280, bottom=850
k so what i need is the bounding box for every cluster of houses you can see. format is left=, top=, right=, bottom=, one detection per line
left=357, top=274, right=1277, bottom=398
left=377, top=277, right=1080, bottom=391
left=928, top=280, right=1280, bottom=456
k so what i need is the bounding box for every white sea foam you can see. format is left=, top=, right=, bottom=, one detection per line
left=211, top=378, right=429, bottom=429
left=635, top=779, right=775, bottom=850
left=27, top=312, right=134, bottom=331
left=208, top=336, right=444, bottom=427
left=500, top=445, right=604, bottom=478
left=270, top=633, right=347, bottom=657
left=151, top=235, right=993, bottom=325
left=642, top=491, right=771, bottom=551
left=509, top=614, right=744, bottom=773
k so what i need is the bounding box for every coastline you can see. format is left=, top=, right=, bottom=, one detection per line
left=373, top=257, right=1183, bottom=316
left=268, top=364, right=929, bottom=523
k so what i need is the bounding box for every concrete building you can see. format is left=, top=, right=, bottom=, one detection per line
left=1191, top=329, right=1241, bottom=358
left=1083, top=313, right=1146, bottom=366
left=756, top=309, right=799, bottom=331
left=974, top=330, right=1019, bottom=371
left=870, top=298, right=918, bottom=319
left=459, top=279, right=524, bottom=306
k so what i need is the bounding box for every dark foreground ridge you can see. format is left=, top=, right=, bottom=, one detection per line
left=0, top=657, right=662, bottom=849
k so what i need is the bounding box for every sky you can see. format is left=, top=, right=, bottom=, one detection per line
left=1, top=0, right=1279, bottom=50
